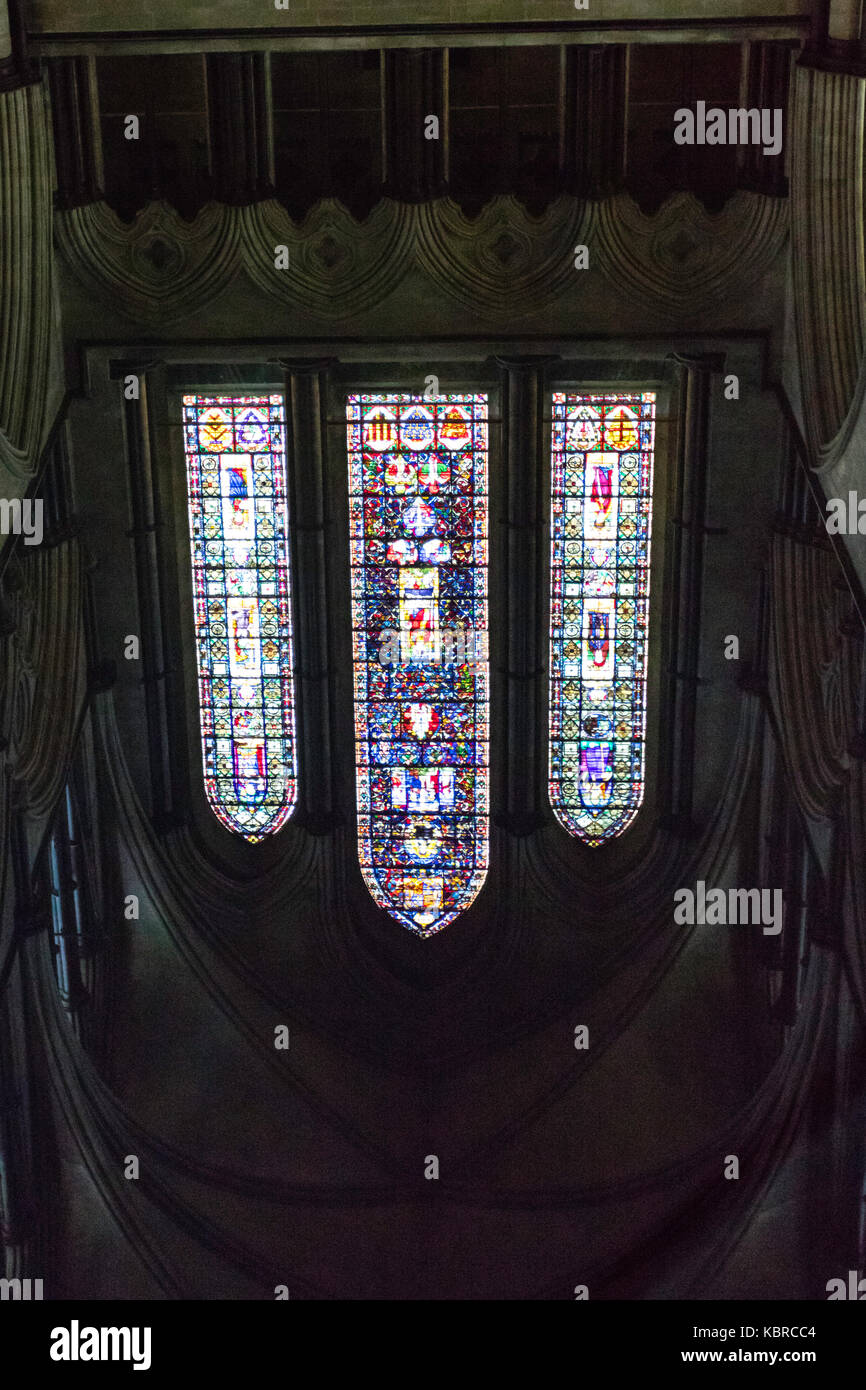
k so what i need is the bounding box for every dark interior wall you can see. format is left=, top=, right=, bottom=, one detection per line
left=84, top=42, right=792, bottom=221
left=41, top=48, right=825, bottom=1281
left=48, top=302, right=808, bottom=1296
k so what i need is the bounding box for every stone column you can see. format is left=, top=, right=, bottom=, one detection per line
left=206, top=53, right=274, bottom=204
left=0, top=74, right=57, bottom=509
left=738, top=41, right=793, bottom=197
left=0, top=1, right=9, bottom=66
left=46, top=58, right=104, bottom=209
left=791, top=60, right=865, bottom=456
left=0, top=0, right=37, bottom=92
left=382, top=49, right=448, bottom=201
left=559, top=45, right=627, bottom=196
left=828, top=0, right=864, bottom=42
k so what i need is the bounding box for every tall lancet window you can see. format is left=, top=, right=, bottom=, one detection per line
left=182, top=394, right=297, bottom=840
left=347, top=393, right=489, bottom=936
left=549, top=391, right=656, bottom=844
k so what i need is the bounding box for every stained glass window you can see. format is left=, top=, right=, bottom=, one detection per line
left=347, top=393, right=489, bottom=936
left=182, top=393, right=297, bottom=840
left=549, top=391, right=656, bottom=844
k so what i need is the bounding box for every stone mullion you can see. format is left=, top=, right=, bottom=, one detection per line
left=494, top=357, right=553, bottom=835
left=382, top=49, right=447, bottom=202
left=46, top=57, right=104, bottom=209
left=280, top=360, right=337, bottom=833
left=206, top=53, right=274, bottom=204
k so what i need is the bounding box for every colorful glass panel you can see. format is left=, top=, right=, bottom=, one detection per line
left=347, top=393, right=489, bottom=935
left=183, top=393, right=297, bottom=840
left=549, top=391, right=656, bottom=843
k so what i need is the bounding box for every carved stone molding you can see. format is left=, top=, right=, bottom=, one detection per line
left=54, top=200, right=246, bottom=327
left=242, top=198, right=417, bottom=319
left=55, top=189, right=789, bottom=330
left=3, top=543, right=85, bottom=827
left=416, top=195, right=593, bottom=319
left=769, top=533, right=855, bottom=822
left=0, top=82, right=56, bottom=494
left=791, top=66, right=866, bottom=458
left=594, top=190, right=789, bottom=321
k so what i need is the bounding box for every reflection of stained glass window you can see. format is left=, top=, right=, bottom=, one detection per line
left=549, top=391, right=656, bottom=844
left=347, top=393, right=489, bottom=936
left=182, top=394, right=297, bottom=840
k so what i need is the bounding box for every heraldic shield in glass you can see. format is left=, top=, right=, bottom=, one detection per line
left=549, top=391, right=656, bottom=844
left=347, top=393, right=490, bottom=935
left=183, top=394, right=297, bottom=840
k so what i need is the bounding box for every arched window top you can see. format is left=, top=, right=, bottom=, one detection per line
left=182, top=393, right=297, bottom=841
left=347, top=392, right=489, bottom=935
left=549, top=390, right=656, bottom=845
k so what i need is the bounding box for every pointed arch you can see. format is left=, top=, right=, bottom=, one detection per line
left=549, top=390, right=656, bottom=844
left=347, top=392, right=489, bottom=934
left=182, top=393, right=297, bottom=840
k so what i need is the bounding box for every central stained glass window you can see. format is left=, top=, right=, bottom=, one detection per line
left=347, top=393, right=489, bottom=936
left=183, top=393, right=297, bottom=841
left=549, top=390, right=656, bottom=844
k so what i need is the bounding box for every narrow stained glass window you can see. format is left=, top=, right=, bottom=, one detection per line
left=183, top=393, right=297, bottom=840
left=549, top=391, right=656, bottom=844
left=347, top=393, right=489, bottom=936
